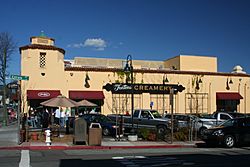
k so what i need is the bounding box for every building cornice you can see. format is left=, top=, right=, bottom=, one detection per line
left=19, top=44, right=65, bottom=54
left=65, top=66, right=250, bottom=77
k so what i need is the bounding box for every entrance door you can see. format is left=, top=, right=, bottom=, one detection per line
left=216, top=99, right=238, bottom=112
left=216, top=92, right=243, bottom=112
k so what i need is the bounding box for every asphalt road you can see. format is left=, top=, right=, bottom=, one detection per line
left=1, top=147, right=250, bottom=167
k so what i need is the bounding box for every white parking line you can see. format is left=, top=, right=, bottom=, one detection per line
left=19, top=150, right=30, bottom=167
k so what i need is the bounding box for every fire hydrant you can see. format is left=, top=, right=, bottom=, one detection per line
left=45, top=129, right=51, bottom=146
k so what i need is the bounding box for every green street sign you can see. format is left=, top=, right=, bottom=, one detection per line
left=10, top=74, right=29, bottom=81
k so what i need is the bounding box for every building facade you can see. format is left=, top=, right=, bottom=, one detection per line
left=19, top=35, right=250, bottom=116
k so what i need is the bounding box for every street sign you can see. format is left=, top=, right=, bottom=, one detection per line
left=10, top=74, right=29, bottom=81
left=7, top=82, right=19, bottom=89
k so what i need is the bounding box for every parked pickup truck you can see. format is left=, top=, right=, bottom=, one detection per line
left=197, top=112, right=245, bottom=135
left=107, top=109, right=171, bottom=135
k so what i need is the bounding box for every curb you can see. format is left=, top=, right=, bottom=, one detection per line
left=0, top=144, right=196, bottom=150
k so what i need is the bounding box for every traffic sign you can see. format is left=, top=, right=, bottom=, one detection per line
left=10, top=75, right=29, bottom=81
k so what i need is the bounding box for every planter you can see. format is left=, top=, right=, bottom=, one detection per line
left=128, top=134, right=138, bottom=141
left=31, top=132, right=38, bottom=141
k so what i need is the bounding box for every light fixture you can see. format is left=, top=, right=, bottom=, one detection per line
left=84, top=72, right=90, bottom=88
left=195, top=79, right=200, bottom=90
left=86, top=73, right=90, bottom=80
left=163, top=74, right=169, bottom=84
left=194, top=76, right=202, bottom=90
left=226, top=78, right=230, bottom=90
left=226, top=77, right=233, bottom=90
left=229, top=78, right=233, bottom=84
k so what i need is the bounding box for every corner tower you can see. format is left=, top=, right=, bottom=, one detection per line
left=19, top=33, right=66, bottom=111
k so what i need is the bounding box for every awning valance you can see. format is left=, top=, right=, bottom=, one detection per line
left=27, top=90, right=61, bottom=100
left=216, top=92, right=243, bottom=100
left=69, top=90, right=105, bottom=100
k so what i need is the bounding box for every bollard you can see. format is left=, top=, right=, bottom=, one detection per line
left=45, top=129, right=51, bottom=146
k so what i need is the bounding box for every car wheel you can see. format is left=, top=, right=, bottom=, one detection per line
left=224, top=135, right=235, bottom=148
left=157, top=125, right=168, bottom=135
left=102, top=127, right=110, bottom=136
left=199, top=127, right=207, bottom=136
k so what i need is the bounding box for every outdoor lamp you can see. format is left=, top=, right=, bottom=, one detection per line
left=124, top=61, right=131, bottom=73
left=124, top=54, right=135, bottom=134
left=229, top=78, right=233, bottom=84
left=163, top=74, right=169, bottom=84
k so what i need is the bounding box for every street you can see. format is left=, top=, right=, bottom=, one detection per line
left=1, top=146, right=250, bottom=167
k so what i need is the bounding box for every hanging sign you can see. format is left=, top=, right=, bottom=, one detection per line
left=103, top=83, right=185, bottom=94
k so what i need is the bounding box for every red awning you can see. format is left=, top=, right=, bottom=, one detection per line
left=69, top=90, right=105, bottom=100
left=216, top=92, right=243, bottom=100
left=27, top=90, right=61, bottom=100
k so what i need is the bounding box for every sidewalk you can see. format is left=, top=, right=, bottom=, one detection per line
left=0, top=122, right=18, bottom=147
left=0, top=137, right=202, bottom=150
left=0, top=122, right=203, bottom=150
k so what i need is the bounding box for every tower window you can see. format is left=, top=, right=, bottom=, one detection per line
left=40, top=52, right=46, bottom=68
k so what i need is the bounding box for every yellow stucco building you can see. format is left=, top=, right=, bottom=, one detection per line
left=19, top=35, right=250, bottom=116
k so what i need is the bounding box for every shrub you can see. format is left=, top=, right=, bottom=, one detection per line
left=138, top=128, right=157, bottom=141
left=138, top=128, right=150, bottom=140
left=148, top=132, right=157, bottom=141
left=173, top=127, right=189, bottom=141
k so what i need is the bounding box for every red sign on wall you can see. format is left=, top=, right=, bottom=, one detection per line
left=27, top=90, right=61, bottom=99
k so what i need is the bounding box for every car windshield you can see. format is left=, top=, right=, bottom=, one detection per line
left=83, top=114, right=112, bottom=123
left=151, top=110, right=162, bottom=118
left=219, top=119, right=236, bottom=127
left=99, top=115, right=113, bottom=122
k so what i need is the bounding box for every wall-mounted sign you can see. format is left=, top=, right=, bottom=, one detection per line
left=103, top=83, right=185, bottom=94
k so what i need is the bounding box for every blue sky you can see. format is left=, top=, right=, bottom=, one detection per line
left=1, top=0, right=250, bottom=76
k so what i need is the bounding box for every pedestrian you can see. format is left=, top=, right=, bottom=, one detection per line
left=34, top=110, right=38, bottom=127
left=90, top=108, right=96, bottom=114
left=163, top=111, right=168, bottom=117
left=60, top=108, right=65, bottom=128
left=22, top=113, right=27, bottom=129
left=10, top=109, right=15, bottom=122
left=30, top=108, right=36, bottom=128
left=55, top=107, right=60, bottom=125
left=65, top=107, right=71, bottom=134
left=42, top=109, right=49, bottom=129
left=125, top=111, right=130, bottom=115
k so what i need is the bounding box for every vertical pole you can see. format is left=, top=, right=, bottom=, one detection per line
left=163, top=94, right=165, bottom=115
left=131, top=62, right=134, bottom=134
left=17, top=81, right=21, bottom=144
left=244, top=83, right=247, bottom=114
left=162, top=75, right=165, bottom=116
left=2, top=49, right=7, bottom=126
left=170, top=88, right=174, bottom=144
left=238, top=83, right=241, bottom=112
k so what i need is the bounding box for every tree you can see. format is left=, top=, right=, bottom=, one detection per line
left=0, top=32, right=16, bottom=126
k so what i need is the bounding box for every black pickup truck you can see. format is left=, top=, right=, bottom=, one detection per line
left=108, top=109, right=171, bottom=135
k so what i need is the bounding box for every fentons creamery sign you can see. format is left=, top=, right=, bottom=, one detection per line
left=134, top=85, right=171, bottom=91
left=103, top=83, right=185, bottom=94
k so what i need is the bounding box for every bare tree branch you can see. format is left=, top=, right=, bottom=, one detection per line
left=0, top=32, right=17, bottom=125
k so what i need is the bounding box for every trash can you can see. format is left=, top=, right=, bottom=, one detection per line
left=73, top=118, right=87, bottom=145
left=88, top=123, right=102, bottom=146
